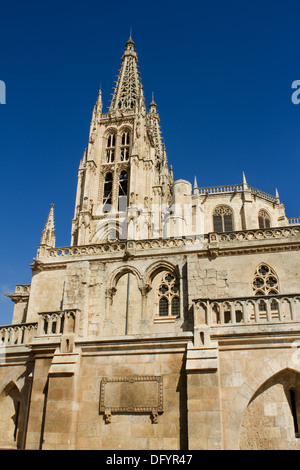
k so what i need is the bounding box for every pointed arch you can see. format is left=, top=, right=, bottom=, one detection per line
left=105, top=130, right=117, bottom=163
left=258, top=209, right=271, bottom=229
left=212, top=205, right=234, bottom=233
left=224, top=359, right=300, bottom=449
left=240, top=368, right=300, bottom=449
left=0, top=381, right=21, bottom=449
left=109, top=265, right=143, bottom=290
left=90, top=219, right=122, bottom=242
left=108, top=265, right=143, bottom=335
left=102, top=172, right=113, bottom=210
left=118, top=170, right=128, bottom=211
left=144, top=260, right=179, bottom=286
left=144, top=261, right=181, bottom=319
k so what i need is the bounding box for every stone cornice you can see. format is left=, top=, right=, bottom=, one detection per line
left=77, top=331, right=193, bottom=356
left=5, top=285, right=31, bottom=303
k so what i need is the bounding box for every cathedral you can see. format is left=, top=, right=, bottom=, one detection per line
left=2, top=37, right=300, bottom=450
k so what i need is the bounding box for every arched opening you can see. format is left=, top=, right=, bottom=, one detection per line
left=240, top=369, right=300, bottom=449
left=120, top=131, right=130, bottom=161
left=258, top=209, right=271, bottom=229
left=0, top=382, right=22, bottom=449
left=110, top=270, right=142, bottom=335
left=118, top=171, right=128, bottom=212
left=213, top=206, right=233, bottom=233
left=106, top=133, right=116, bottom=163
left=103, top=172, right=113, bottom=211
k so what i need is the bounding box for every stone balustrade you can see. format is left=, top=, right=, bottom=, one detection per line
left=38, top=225, right=300, bottom=261
left=0, top=322, right=38, bottom=346
left=45, top=237, right=206, bottom=259
left=37, top=309, right=80, bottom=336
left=195, top=183, right=278, bottom=203
left=194, top=294, right=300, bottom=326
left=248, top=186, right=278, bottom=203
left=289, top=217, right=300, bottom=225
left=14, top=285, right=31, bottom=295
left=0, top=310, right=80, bottom=348
left=208, top=225, right=300, bottom=243
left=196, top=184, right=243, bottom=195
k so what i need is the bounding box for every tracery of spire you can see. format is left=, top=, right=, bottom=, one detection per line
left=91, top=89, right=102, bottom=123
left=147, top=95, right=165, bottom=163
left=109, top=36, right=145, bottom=112
left=40, top=204, right=56, bottom=248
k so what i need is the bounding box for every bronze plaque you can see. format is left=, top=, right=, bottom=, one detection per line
left=99, top=376, right=163, bottom=421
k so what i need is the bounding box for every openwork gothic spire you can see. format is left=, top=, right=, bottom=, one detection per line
left=109, top=36, right=145, bottom=112
left=40, top=204, right=55, bottom=247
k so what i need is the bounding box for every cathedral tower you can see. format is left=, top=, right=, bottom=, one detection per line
left=71, top=37, right=173, bottom=246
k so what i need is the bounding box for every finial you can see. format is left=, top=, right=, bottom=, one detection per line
left=275, top=188, right=280, bottom=201
left=242, top=171, right=248, bottom=190
left=150, top=92, right=157, bottom=108
left=40, top=204, right=56, bottom=248
left=126, top=30, right=135, bottom=48
left=193, top=176, right=199, bottom=195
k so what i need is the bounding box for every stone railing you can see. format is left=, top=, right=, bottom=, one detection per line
left=289, top=217, right=300, bottom=225
left=37, top=309, right=80, bottom=336
left=248, top=186, right=278, bottom=203
left=0, top=322, right=38, bottom=346
left=43, top=237, right=206, bottom=259
left=208, top=225, right=300, bottom=244
left=194, top=294, right=300, bottom=326
left=38, top=226, right=300, bottom=261
left=14, top=285, right=31, bottom=295
left=195, top=183, right=278, bottom=203
left=196, top=184, right=243, bottom=195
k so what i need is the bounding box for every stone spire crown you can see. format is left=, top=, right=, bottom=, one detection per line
left=40, top=204, right=55, bottom=248
left=109, top=36, right=145, bottom=112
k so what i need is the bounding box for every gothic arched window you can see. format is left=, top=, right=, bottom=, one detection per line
left=158, top=273, right=180, bottom=317
left=252, top=264, right=279, bottom=296
left=103, top=172, right=113, bottom=210
left=106, top=133, right=116, bottom=163
left=120, top=131, right=130, bottom=161
left=258, top=210, right=271, bottom=229
left=118, top=171, right=128, bottom=211
left=213, top=206, right=233, bottom=233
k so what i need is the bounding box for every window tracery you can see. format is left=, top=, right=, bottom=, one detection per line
left=103, top=172, right=113, bottom=210
left=213, top=206, right=233, bottom=233
left=120, top=131, right=130, bottom=161
left=252, top=264, right=279, bottom=296
left=106, top=133, right=116, bottom=163
left=157, top=273, right=180, bottom=317
left=258, top=210, right=271, bottom=229
left=118, top=171, right=128, bottom=211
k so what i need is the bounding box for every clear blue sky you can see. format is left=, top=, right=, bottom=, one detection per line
left=1, top=0, right=300, bottom=324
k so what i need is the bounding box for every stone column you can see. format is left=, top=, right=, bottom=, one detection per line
left=185, top=338, right=223, bottom=450
left=25, top=357, right=53, bottom=449
left=40, top=350, right=81, bottom=450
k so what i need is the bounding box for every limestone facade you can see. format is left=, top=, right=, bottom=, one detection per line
left=2, top=37, right=300, bottom=450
